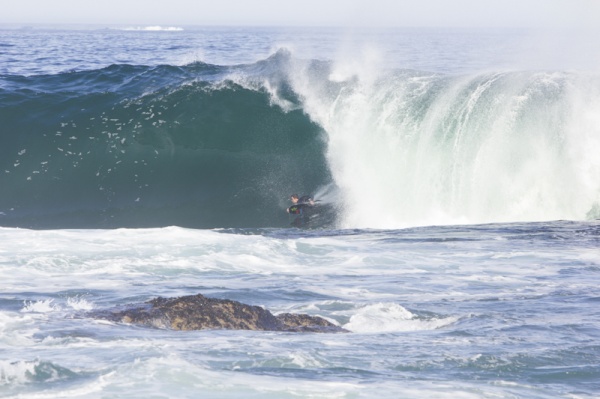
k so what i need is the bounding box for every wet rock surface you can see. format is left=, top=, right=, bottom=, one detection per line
left=92, top=293, right=347, bottom=333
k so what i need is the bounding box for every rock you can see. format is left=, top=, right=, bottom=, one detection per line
left=92, top=293, right=347, bottom=333
left=275, top=312, right=346, bottom=333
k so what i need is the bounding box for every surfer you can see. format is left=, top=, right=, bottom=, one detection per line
left=287, top=194, right=316, bottom=227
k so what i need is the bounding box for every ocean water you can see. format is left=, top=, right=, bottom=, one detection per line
left=1, top=25, right=600, bottom=398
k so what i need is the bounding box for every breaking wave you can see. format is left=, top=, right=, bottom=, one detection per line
left=1, top=49, right=599, bottom=229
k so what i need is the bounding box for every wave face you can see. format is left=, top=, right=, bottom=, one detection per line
left=0, top=54, right=332, bottom=228
left=2, top=49, right=600, bottom=229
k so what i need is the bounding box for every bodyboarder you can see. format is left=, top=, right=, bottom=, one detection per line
left=287, top=194, right=316, bottom=227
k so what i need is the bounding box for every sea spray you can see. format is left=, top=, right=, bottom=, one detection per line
left=289, top=58, right=600, bottom=227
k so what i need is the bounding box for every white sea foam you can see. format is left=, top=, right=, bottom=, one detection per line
left=101, top=354, right=362, bottom=398
left=21, top=299, right=60, bottom=313
left=0, top=221, right=597, bottom=398
left=344, top=303, right=457, bottom=333
left=0, top=312, right=38, bottom=346
left=287, top=53, right=600, bottom=228
left=0, top=360, right=38, bottom=386
left=66, top=296, right=94, bottom=311
left=1, top=370, right=114, bottom=399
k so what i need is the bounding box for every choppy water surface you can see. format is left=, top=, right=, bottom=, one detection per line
left=1, top=221, right=599, bottom=398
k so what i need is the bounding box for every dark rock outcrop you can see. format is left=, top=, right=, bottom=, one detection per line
left=92, top=293, right=347, bottom=333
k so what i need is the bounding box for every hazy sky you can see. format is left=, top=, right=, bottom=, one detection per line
left=1, top=0, right=598, bottom=29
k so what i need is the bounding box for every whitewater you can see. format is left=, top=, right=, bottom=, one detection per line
left=1, top=26, right=600, bottom=398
